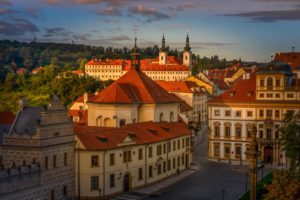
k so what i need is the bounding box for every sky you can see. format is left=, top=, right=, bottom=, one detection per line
left=0, top=0, right=300, bottom=61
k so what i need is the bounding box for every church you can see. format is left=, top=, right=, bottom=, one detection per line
left=84, top=35, right=192, bottom=81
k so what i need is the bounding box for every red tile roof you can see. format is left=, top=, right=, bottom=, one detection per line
left=156, top=81, right=194, bottom=93
left=87, top=56, right=190, bottom=72
left=72, top=69, right=84, bottom=75
left=75, top=121, right=191, bottom=150
left=0, top=111, right=15, bottom=125
left=274, top=52, right=300, bottom=68
left=208, top=72, right=256, bottom=104
left=74, top=93, right=96, bottom=103
left=89, top=68, right=181, bottom=104
left=86, top=59, right=124, bottom=65
left=69, top=110, right=88, bottom=123
left=16, top=67, right=26, bottom=75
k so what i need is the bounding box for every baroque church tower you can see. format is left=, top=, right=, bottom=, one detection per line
left=183, top=34, right=192, bottom=69
left=159, top=34, right=168, bottom=65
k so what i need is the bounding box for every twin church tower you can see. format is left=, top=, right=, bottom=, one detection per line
left=158, top=34, right=192, bottom=68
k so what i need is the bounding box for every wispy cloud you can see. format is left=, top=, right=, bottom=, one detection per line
left=43, top=27, right=72, bottom=37
left=224, top=8, right=300, bottom=22
left=128, top=5, right=169, bottom=22
left=0, top=0, right=12, bottom=6
left=168, top=2, right=195, bottom=11
left=94, top=6, right=122, bottom=16
left=0, top=18, right=38, bottom=36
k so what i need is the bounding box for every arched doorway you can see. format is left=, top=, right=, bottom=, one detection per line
left=159, top=113, right=164, bottom=122
left=123, top=173, right=131, bottom=192
left=104, top=118, right=112, bottom=127
left=170, top=112, right=174, bottom=122
left=264, top=146, right=273, bottom=164
left=96, top=116, right=102, bottom=126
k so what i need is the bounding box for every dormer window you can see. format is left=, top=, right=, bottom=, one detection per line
left=267, top=77, right=273, bottom=87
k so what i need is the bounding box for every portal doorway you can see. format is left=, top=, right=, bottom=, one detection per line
left=123, top=173, right=131, bottom=192
left=264, top=146, right=273, bottom=164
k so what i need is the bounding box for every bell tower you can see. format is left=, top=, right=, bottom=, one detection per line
left=131, top=37, right=140, bottom=70
left=159, top=34, right=167, bottom=65
left=183, top=33, right=192, bottom=69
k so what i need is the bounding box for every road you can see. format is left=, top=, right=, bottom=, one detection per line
left=144, top=128, right=256, bottom=200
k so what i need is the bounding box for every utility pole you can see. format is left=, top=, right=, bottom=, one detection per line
left=245, top=123, right=260, bottom=200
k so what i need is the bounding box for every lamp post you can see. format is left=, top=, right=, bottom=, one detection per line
left=245, top=123, right=260, bottom=200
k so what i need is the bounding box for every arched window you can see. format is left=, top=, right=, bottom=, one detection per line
left=96, top=116, right=102, bottom=126
left=119, top=119, right=126, bottom=127
left=159, top=113, right=164, bottom=122
left=132, top=119, right=136, bottom=123
left=170, top=112, right=174, bottom=122
left=104, top=118, right=112, bottom=127
left=267, top=77, right=273, bottom=87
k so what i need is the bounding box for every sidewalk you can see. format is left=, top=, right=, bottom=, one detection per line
left=136, top=163, right=201, bottom=195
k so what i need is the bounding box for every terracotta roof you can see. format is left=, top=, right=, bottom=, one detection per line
left=75, top=121, right=191, bottom=150
left=210, top=78, right=230, bottom=90
left=72, top=70, right=84, bottom=75
left=16, top=67, right=26, bottom=74
left=208, top=72, right=256, bottom=104
left=74, top=93, right=96, bottom=103
left=86, top=59, right=124, bottom=65
left=274, top=52, right=300, bottom=68
left=89, top=68, right=181, bottom=104
left=179, top=101, right=193, bottom=112
left=156, top=81, right=194, bottom=93
left=69, top=110, right=88, bottom=123
left=0, top=111, right=15, bottom=125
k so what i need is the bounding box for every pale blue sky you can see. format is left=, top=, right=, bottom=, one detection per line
left=1, top=0, right=300, bottom=61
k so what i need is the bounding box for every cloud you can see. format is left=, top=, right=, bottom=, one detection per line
left=108, top=34, right=130, bottom=41
left=45, top=0, right=60, bottom=6
left=168, top=2, right=194, bottom=11
left=43, top=27, right=72, bottom=37
left=128, top=5, right=169, bottom=22
left=0, top=18, right=38, bottom=36
left=224, top=8, right=300, bottom=22
left=73, top=33, right=91, bottom=40
left=0, top=0, right=12, bottom=5
left=94, top=6, right=122, bottom=16
left=45, top=0, right=138, bottom=6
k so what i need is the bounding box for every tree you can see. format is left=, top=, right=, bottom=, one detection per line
left=280, top=111, right=300, bottom=172
left=79, top=58, right=87, bottom=72
left=3, top=72, right=15, bottom=92
left=265, top=170, right=300, bottom=200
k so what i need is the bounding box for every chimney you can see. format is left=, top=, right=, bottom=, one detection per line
left=19, top=97, right=28, bottom=111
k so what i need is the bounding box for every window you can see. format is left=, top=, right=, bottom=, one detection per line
left=158, top=164, right=162, bottom=175
left=173, top=158, right=176, bottom=169
left=225, top=110, right=231, bottom=117
left=163, top=143, right=166, bottom=154
left=287, top=93, right=294, bottom=98
left=186, top=138, right=190, bottom=146
left=267, top=77, right=273, bottom=87
left=167, top=142, right=171, bottom=152
left=276, top=79, right=280, bottom=87
left=259, top=93, right=264, bottom=98
left=275, top=131, right=279, bottom=139
left=235, top=126, right=241, bottom=138
left=214, top=110, right=220, bottom=116
left=247, top=111, right=253, bottom=117
left=267, top=93, right=273, bottom=98
left=138, top=168, right=143, bottom=180
left=148, top=147, right=153, bottom=158
left=275, top=93, right=280, bottom=98
left=91, top=155, right=99, bottom=167
left=45, top=156, right=48, bottom=169
left=110, top=153, right=115, bottom=166
left=91, top=176, right=99, bottom=190
left=163, top=161, right=166, bottom=172
left=182, top=154, right=185, bottom=165
left=123, top=151, right=132, bottom=163
left=138, top=148, right=143, bottom=160
left=274, top=110, right=279, bottom=118
left=235, top=146, right=241, bottom=159
left=213, top=144, right=220, bottom=157
left=53, top=155, right=57, bottom=168
left=177, top=140, right=180, bottom=149
left=236, top=111, right=241, bottom=117
left=260, top=79, right=264, bottom=86
left=63, top=186, right=67, bottom=196
left=247, top=128, right=251, bottom=138
left=157, top=145, right=162, bottom=156
left=173, top=141, right=176, bottom=151
left=51, top=190, right=55, bottom=200
left=224, top=146, right=230, bottom=158
left=266, top=129, right=272, bottom=140
left=259, top=109, right=264, bottom=117
left=225, top=126, right=231, bottom=137
left=110, top=174, right=115, bottom=188
left=64, top=153, right=67, bottom=166
left=177, top=156, right=180, bottom=167
left=214, top=126, right=220, bottom=137
left=149, top=166, right=153, bottom=178
left=259, top=131, right=263, bottom=138
left=266, top=110, right=272, bottom=117
left=167, top=159, right=171, bottom=170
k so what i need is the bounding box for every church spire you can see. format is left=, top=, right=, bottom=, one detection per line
left=160, top=34, right=166, bottom=52
left=131, top=37, right=140, bottom=70
left=184, top=33, right=191, bottom=52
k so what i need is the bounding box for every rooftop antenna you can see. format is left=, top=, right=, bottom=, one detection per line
left=292, top=46, right=295, bottom=53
